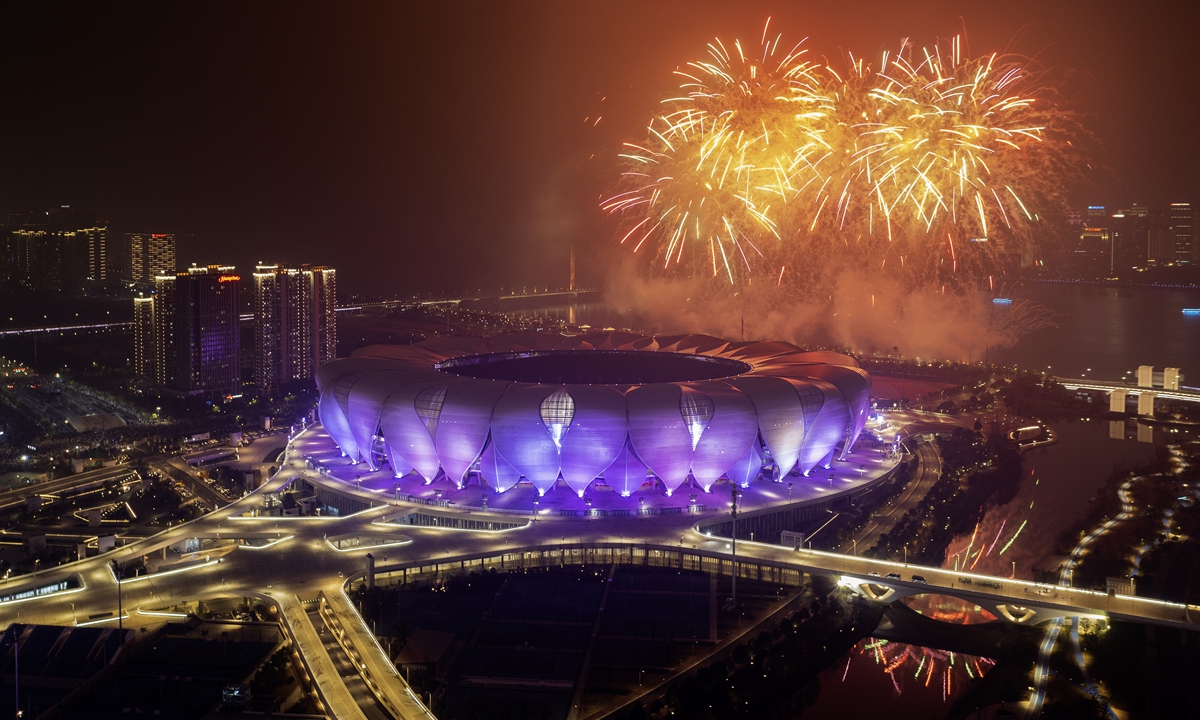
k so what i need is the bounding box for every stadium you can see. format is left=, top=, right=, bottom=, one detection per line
left=314, top=332, right=871, bottom=499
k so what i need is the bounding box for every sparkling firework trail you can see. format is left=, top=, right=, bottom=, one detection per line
left=984, top=518, right=1007, bottom=557
left=1000, top=519, right=1028, bottom=555
left=604, top=25, right=1083, bottom=296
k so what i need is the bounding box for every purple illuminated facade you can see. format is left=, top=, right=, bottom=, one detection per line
left=315, top=332, right=871, bottom=497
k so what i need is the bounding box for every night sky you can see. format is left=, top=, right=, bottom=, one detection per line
left=1, top=1, right=1196, bottom=296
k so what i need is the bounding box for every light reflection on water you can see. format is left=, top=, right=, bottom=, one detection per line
left=945, top=419, right=1167, bottom=580
left=991, top=282, right=1200, bottom=378
left=800, top=636, right=993, bottom=719
left=900, top=594, right=998, bottom=624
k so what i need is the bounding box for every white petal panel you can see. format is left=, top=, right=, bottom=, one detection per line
left=774, top=350, right=861, bottom=367
left=378, top=379, right=454, bottom=482
left=386, top=451, right=414, bottom=479
left=726, top=340, right=801, bottom=362
left=318, top=389, right=358, bottom=461
left=490, top=385, right=561, bottom=495
left=347, top=370, right=428, bottom=471
left=479, top=440, right=522, bottom=493
left=725, top=443, right=763, bottom=488
left=417, top=336, right=487, bottom=360
left=325, top=364, right=392, bottom=462
left=604, top=440, right=649, bottom=497
left=435, top=378, right=510, bottom=487
left=626, top=383, right=692, bottom=495
left=795, top=379, right=850, bottom=474
left=689, top=382, right=758, bottom=491
left=651, top=334, right=689, bottom=352
left=558, top=385, right=626, bottom=495
left=795, top=365, right=871, bottom=452
left=724, top=376, right=806, bottom=477
left=672, top=334, right=727, bottom=355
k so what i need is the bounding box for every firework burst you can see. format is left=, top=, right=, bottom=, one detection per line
left=604, top=25, right=1084, bottom=293
left=602, top=24, right=825, bottom=283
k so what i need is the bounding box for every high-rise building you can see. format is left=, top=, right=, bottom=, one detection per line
left=1109, top=203, right=1151, bottom=274
left=1165, top=202, right=1195, bottom=264
left=132, top=294, right=155, bottom=378
left=77, top=225, right=107, bottom=282
left=153, top=274, right=176, bottom=388
left=1058, top=204, right=1113, bottom=277
left=122, top=233, right=176, bottom=283
left=154, top=265, right=241, bottom=396
left=3, top=210, right=106, bottom=291
left=252, top=264, right=337, bottom=392
left=1084, top=205, right=1109, bottom=229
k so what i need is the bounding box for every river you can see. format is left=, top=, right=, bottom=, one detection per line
left=990, top=281, right=1200, bottom=380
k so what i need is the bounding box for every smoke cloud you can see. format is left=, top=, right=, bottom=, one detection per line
left=604, top=260, right=1048, bottom=361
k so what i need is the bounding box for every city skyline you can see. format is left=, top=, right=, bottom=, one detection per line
left=1, top=2, right=1199, bottom=297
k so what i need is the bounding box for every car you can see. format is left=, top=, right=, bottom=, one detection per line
left=869, top=571, right=881, bottom=577
left=885, top=572, right=901, bottom=580
left=911, top=575, right=928, bottom=584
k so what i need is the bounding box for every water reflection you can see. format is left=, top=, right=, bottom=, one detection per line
left=900, top=594, right=998, bottom=624
left=802, top=638, right=993, bottom=718
left=992, top=282, right=1200, bottom=378
left=944, top=420, right=1165, bottom=579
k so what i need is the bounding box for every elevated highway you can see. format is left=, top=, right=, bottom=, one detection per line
left=0, top=463, right=133, bottom=510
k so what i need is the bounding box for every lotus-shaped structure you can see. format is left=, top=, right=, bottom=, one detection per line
left=315, top=332, right=871, bottom=497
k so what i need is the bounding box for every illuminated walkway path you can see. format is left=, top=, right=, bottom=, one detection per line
left=2, top=423, right=1198, bottom=719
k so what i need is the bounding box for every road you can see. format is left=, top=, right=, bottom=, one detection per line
left=308, top=603, right=390, bottom=720
left=0, top=463, right=133, bottom=510
left=838, top=439, right=941, bottom=554
left=1, top=422, right=1197, bottom=720
left=153, top=457, right=234, bottom=511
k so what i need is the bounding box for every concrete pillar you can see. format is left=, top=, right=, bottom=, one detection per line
left=1137, top=392, right=1156, bottom=417
left=1164, top=368, right=1181, bottom=390
left=1109, top=390, right=1128, bottom=413
left=1137, top=366, right=1154, bottom=388
left=366, top=552, right=375, bottom=589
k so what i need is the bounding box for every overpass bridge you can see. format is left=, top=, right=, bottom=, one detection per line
left=0, top=463, right=133, bottom=511
left=1, top=422, right=1198, bottom=718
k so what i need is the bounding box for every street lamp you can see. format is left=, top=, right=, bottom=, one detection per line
left=730, top=485, right=742, bottom=609
left=111, top=560, right=123, bottom=632
left=7, top=625, right=19, bottom=719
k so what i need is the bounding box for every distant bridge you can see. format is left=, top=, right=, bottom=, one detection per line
left=1057, top=364, right=1197, bottom=415
left=1057, top=378, right=1200, bottom=414
left=334, top=288, right=604, bottom=313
